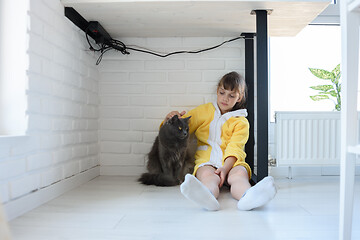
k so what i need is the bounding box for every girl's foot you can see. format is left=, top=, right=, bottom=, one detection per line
left=237, top=176, right=277, bottom=210
left=180, top=174, right=220, bottom=211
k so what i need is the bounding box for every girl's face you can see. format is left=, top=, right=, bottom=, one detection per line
left=217, top=86, right=241, bottom=114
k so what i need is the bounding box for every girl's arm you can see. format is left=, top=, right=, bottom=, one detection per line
left=223, top=118, right=249, bottom=165
left=217, top=118, right=250, bottom=186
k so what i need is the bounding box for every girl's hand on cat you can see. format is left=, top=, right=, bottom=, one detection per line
left=165, top=111, right=186, bottom=121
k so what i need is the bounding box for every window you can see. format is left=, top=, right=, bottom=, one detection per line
left=269, top=25, right=341, bottom=121
left=0, top=0, right=28, bottom=135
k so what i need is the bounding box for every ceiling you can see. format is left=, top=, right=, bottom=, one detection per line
left=61, top=0, right=330, bottom=38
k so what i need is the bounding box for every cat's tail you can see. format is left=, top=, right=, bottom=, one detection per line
left=138, top=173, right=178, bottom=186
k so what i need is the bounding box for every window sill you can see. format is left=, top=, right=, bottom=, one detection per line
left=0, top=135, right=30, bottom=145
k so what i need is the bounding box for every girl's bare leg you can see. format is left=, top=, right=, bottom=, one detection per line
left=195, top=165, right=221, bottom=198
left=227, top=166, right=251, bottom=200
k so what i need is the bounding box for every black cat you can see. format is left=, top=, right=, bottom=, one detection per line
left=138, top=115, right=194, bottom=186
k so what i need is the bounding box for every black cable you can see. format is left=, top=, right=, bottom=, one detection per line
left=96, top=47, right=112, bottom=65
left=84, top=28, right=114, bottom=65
left=86, top=34, right=245, bottom=65
left=126, top=36, right=244, bottom=58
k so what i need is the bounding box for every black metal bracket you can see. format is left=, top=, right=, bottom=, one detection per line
left=242, top=33, right=256, bottom=185
left=64, top=7, right=111, bottom=44
left=255, top=10, right=269, bottom=182
left=242, top=9, right=270, bottom=184
left=64, top=7, right=89, bottom=32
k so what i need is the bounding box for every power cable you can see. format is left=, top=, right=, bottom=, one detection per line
left=85, top=31, right=245, bottom=65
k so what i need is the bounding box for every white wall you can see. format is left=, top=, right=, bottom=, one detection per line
left=0, top=0, right=251, bottom=219
left=98, top=37, right=245, bottom=175
left=0, top=0, right=100, bottom=219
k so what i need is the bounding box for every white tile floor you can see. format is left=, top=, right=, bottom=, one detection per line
left=9, top=175, right=360, bottom=240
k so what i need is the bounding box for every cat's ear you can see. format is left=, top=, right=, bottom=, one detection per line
left=183, top=116, right=191, bottom=123
left=168, top=115, right=179, bottom=124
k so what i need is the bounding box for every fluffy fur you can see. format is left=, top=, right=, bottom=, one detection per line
left=138, top=115, right=194, bottom=186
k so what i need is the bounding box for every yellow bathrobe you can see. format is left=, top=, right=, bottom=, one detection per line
left=181, top=102, right=251, bottom=179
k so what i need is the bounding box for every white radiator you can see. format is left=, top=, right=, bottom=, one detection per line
left=275, top=112, right=341, bottom=166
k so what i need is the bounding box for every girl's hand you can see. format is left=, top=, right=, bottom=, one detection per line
left=215, top=156, right=237, bottom=187
left=165, top=111, right=186, bottom=121
left=214, top=167, right=229, bottom=188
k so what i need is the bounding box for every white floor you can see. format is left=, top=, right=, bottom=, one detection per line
left=8, top=175, right=360, bottom=240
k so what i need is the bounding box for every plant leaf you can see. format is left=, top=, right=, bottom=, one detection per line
left=331, top=64, right=341, bottom=84
left=309, top=68, right=335, bottom=80
left=327, top=90, right=338, bottom=97
left=310, top=95, right=329, bottom=101
left=310, top=85, right=333, bottom=92
left=332, top=64, right=341, bottom=78
left=335, top=104, right=341, bottom=111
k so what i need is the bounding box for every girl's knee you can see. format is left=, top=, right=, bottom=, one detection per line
left=227, top=166, right=249, bottom=184
left=196, top=166, right=220, bottom=184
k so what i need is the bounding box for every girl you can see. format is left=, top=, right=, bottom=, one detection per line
left=164, top=71, right=277, bottom=211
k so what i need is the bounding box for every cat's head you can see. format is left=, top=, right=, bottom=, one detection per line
left=165, top=115, right=191, bottom=140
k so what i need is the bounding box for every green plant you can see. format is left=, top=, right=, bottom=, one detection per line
left=309, top=64, right=341, bottom=111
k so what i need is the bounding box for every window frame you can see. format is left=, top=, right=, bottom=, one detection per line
left=311, top=0, right=340, bottom=25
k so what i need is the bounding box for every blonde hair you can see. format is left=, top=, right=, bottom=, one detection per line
left=217, top=71, right=247, bottom=110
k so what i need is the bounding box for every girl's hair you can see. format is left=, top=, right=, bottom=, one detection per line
left=217, top=71, right=247, bottom=110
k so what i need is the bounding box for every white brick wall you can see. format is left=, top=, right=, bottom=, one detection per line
left=1, top=0, right=253, bottom=217
left=0, top=0, right=99, bottom=209
left=99, top=37, right=245, bottom=175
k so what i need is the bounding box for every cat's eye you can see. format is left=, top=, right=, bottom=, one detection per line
left=178, top=127, right=182, bottom=131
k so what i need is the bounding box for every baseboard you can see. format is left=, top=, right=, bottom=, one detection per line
left=4, top=166, right=100, bottom=221
left=270, top=165, right=360, bottom=178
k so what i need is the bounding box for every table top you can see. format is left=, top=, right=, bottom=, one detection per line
left=61, top=0, right=330, bottom=38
